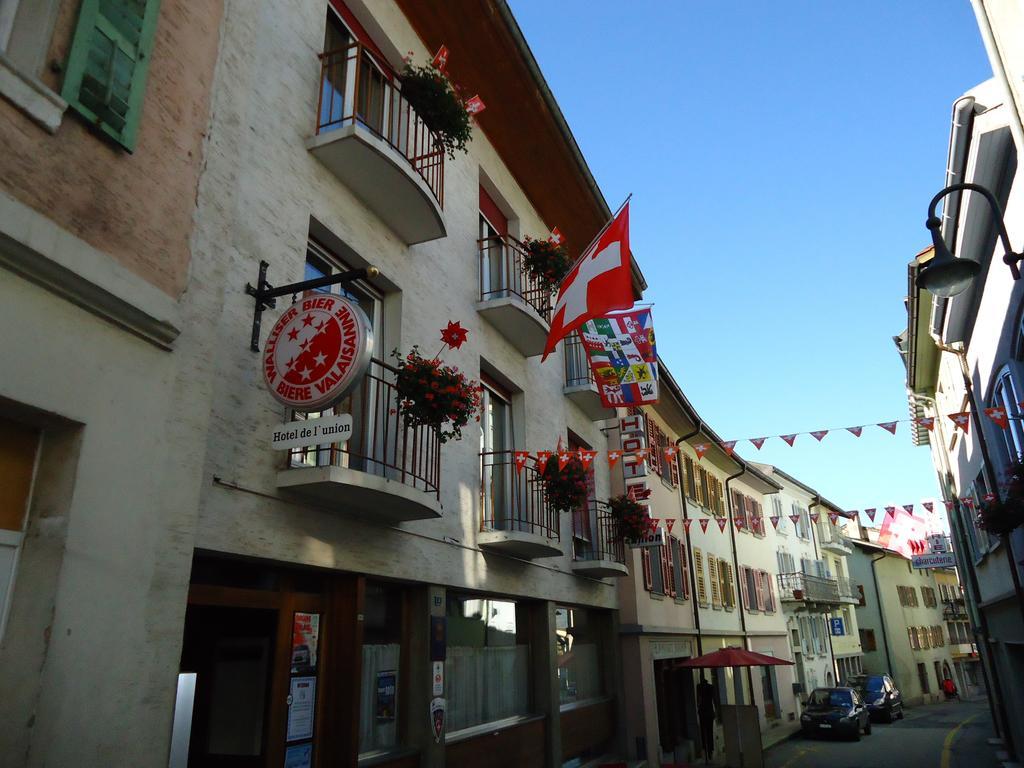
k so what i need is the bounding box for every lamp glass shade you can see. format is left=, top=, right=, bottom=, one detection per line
left=917, top=236, right=981, bottom=298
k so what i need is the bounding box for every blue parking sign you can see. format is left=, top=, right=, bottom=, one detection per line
left=830, top=617, right=845, bottom=636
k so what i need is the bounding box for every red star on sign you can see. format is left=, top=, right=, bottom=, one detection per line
left=440, top=321, right=469, bottom=350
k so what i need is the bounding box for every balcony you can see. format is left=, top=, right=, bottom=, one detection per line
left=277, top=359, right=442, bottom=522
left=476, top=235, right=553, bottom=357
left=777, top=572, right=841, bottom=610
left=943, top=599, right=968, bottom=620
left=836, top=576, right=860, bottom=604
left=571, top=500, right=628, bottom=578
left=563, top=334, right=615, bottom=422
left=478, top=451, right=562, bottom=559
left=308, top=44, right=446, bottom=245
left=951, top=642, right=978, bottom=657
left=818, top=523, right=852, bottom=555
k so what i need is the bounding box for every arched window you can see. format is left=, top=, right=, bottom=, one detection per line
left=988, top=364, right=1024, bottom=473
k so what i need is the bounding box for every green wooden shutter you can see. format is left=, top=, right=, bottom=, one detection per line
left=61, top=0, right=160, bottom=150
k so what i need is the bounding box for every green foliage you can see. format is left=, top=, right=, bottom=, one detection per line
left=392, top=347, right=482, bottom=443
left=400, top=62, right=472, bottom=158
left=523, top=237, right=573, bottom=293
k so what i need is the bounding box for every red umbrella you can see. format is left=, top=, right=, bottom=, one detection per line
left=679, top=647, right=792, bottom=767
left=679, top=646, right=794, bottom=668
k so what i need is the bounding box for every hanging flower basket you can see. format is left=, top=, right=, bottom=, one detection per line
left=400, top=61, right=472, bottom=158
left=540, top=456, right=589, bottom=513
left=391, top=347, right=482, bottom=443
left=978, top=460, right=1024, bottom=537
left=522, top=237, right=573, bottom=293
left=607, top=494, right=650, bottom=542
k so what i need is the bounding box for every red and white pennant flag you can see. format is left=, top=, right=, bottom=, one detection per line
left=542, top=202, right=634, bottom=360
left=948, top=412, right=971, bottom=433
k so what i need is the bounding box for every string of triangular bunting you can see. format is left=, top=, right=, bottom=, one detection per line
left=628, top=497, right=990, bottom=536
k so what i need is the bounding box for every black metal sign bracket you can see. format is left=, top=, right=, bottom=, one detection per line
left=245, top=259, right=378, bottom=352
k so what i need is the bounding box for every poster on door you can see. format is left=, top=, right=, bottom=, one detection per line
left=284, top=742, right=313, bottom=768
left=291, top=612, right=319, bottom=674
left=286, top=677, right=317, bottom=742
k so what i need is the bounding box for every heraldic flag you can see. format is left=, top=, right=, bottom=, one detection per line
left=578, top=309, right=659, bottom=407
left=541, top=202, right=634, bottom=360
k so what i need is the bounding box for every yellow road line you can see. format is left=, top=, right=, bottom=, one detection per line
left=940, top=713, right=979, bottom=768
left=778, top=744, right=818, bottom=768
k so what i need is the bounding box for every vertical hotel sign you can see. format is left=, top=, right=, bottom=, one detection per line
left=578, top=309, right=658, bottom=408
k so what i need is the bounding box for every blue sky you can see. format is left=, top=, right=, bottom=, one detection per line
left=510, top=1, right=993, bottom=520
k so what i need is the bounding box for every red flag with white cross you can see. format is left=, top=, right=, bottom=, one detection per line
left=535, top=451, right=551, bottom=472
left=846, top=426, right=863, bottom=437
left=606, top=450, right=621, bottom=469
left=780, top=434, right=797, bottom=447
left=810, top=430, right=828, bottom=442
left=694, top=443, right=709, bottom=460
left=789, top=514, right=800, bottom=525
left=684, top=519, right=693, bottom=533
left=923, top=501, right=934, bottom=512
left=948, top=412, right=971, bottom=433
left=699, top=519, right=709, bottom=533
left=750, top=437, right=767, bottom=450
left=878, top=421, right=898, bottom=435
left=865, top=508, right=876, bottom=522
left=985, top=407, right=1009, bottom=429
left=513, top=451, right=530, bottom=474
left=541, top=203, right=634, bottom=361
left=916, top=417, right=935, bottom=431
left=578, top=449, right=598, bottom=469
left=721, top=441, right=737, bottom=456
left=548, top=227, right=565, bottom=246
left=557, top=451, right=573, bottom=471
left=431, top=45, right=450, bottom=71
left=716, top=518, right=727, bottom=532
left=770, top=515, right=780, bottom=529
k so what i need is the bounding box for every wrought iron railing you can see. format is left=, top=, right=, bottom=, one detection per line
left=819, top=523, right=850, bottom=549
left=836, top=575, right=859, bottom=601
left=478, top=235, right=555, bottom=322
left=777, top=572, right=840, bottom=604
left=480, top=450, right=560, bottom=540
left=572, top=499, right=626, bottom=565
left=943, top=599, right=968, bottom=620
left=316, top=43, right=445, bottom=206
left=564, top=332, right=595, bottom=389
left=288, top=358, right=441, bottom=499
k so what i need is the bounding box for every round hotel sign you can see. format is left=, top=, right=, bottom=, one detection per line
left=262, top=294, right=373, bottom=409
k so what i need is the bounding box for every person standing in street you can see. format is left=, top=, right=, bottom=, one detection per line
left=697, top=675, right=718, bottom=763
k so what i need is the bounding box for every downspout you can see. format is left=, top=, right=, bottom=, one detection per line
left=869, top=552, right=896, bottom=681
left=810, top=495, right=839, bottom=685
left=725, top=465, right=756, bottom=701
left=675, top=425, right=703, bottom=656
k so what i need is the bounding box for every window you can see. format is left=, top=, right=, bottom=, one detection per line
left=0, top=418, right=40, bottom=640
left=291, top=245, right=384, bottom=471
left=920, top=625, right=931, bottom=649
left=555, top=607, right=603, bottom=705
left=694, top=548, right=708, bottom=606
left=922, top=586, right=937, bottom=607
left=741, top=566, right=757, bottom=611
left=908, top=627, right=920, bottom=650
left=760, top=663, right=779, bottom=719
left=897, top=586, right=919, bottom=607
left=360, top=581, right=404, bottom=754
left=709, top=556, right=721, bottom=608
left=989, top=365, right=1024, bottom=468
left=684, top=455, right=698, bottom=503
left=643, top=544, right=666, bottom=596
left=670, top=537, right=689, bottom=600
left=860, top=629, right=877, bottom=652
left=792, top=503, right=810, bottom=539
left=760, top=570, right=776, bottom=613
left=772, top=496, right=786, bottom=534
left=446, top=595, right=529, bottom=732
left=61, top=0, right=161, bottom=149
left=480, top=380, right=514, bottom=530
left=964, top=471, right=993, bottom=559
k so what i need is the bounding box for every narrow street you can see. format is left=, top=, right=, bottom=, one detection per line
left=765, top=698, right=998, bottom=768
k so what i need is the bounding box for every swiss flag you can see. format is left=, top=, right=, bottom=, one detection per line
left=985, top=407, right=1009, bottom=429
left=513, top=451, right=530, bottom=474
left=721, top=441, right=737, bottom=456
left=542, top=203, right=633, bottom=360
left=431, top=45, right=450, bottom=71
left=548, top=227, right=565, bottom=245
left=948, top=412, right=971, bottom=433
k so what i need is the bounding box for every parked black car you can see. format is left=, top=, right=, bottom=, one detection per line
left=801, top=687, right=872, bottom=740
left=848, top=673, right=904, bottom=722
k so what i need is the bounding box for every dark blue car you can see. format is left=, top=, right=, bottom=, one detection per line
left=849, top=673, right=904, bottom=722
left=801, top=687, right=872, bottom=740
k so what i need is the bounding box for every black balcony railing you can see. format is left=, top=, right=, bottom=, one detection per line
left=943, top=600, right=968, bottom=620
left=572, top=500, right=626, bottom=566
left=777, top=572, right=840, bottom=604
left=564, top=333, right=595, bottom=389
left=316, top=43, right=445, bottom=206
left=288, top=358, right=441, bottom=499
left=478, top=235, right=555, bottom=322
left=837, top=576, right=859, bottom=601
left=480, top=450, right=560, bottom=540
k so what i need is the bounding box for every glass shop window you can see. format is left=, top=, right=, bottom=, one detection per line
left=445, top=594, right=530, bottom=732
left=555, top=606, right=605, bottom=705
left=359, top=581, right=404, bottom=755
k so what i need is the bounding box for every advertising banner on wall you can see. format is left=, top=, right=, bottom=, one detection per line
left=577, top=308, right=659, bottom=408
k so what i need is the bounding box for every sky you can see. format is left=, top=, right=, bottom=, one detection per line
left=509, top=1, right=993, bottom=523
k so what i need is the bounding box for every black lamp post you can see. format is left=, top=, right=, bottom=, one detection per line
left=916, top=182, right=1023, bottom=298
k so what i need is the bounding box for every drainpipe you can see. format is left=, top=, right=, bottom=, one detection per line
left=676, top=425, right=703, bottom=656
left=810, top=495, right=839, bottom=685
left=869, top=551, right=896, bottom=684
left=725, top=465, right=756, bottom=702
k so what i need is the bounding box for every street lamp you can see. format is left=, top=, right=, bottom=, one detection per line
left=916, top=182, right=1023, bottom=298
